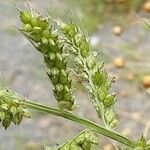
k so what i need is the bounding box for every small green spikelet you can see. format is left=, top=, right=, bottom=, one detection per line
left=20, top=10, right=75, bottom=111
left=0, top=88, right=30, bottom=129
left=103, top=93, right=116, bottom=107
left=20, top=11, right=31, bottom=24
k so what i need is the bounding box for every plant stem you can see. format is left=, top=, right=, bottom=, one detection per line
left=23, top=100, right=136, bottom=148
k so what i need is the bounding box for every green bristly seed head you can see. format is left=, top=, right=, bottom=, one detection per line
left=60, top=20, right=118, bottom=128
left=0, top=89, right=30, bottom=129
left=55, top=130, right=98, bottom=150
left=20, top=10, right=75, bottom=111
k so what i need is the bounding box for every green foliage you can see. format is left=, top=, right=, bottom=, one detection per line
left=0, top=88, right=30, bottom=129
left=0, top=6, right=149, bottom=150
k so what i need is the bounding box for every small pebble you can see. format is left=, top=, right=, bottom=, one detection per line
left=103, top=143, right=115, bottom=150
left=143, top=1, right=150, bottom=13
left=113, top=26, right=123, bottom=36
left=142, top=75, right=150, bottom=88
left=113, top=57, right=125, bottom=69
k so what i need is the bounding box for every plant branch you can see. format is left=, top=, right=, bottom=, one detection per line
left=22, top=99, right=136, bottom=148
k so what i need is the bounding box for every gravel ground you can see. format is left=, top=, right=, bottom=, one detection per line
left=0, top=0, right=150, bottom=149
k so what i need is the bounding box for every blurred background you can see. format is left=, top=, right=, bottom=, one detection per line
left=0, top=0, right=150, bottom=149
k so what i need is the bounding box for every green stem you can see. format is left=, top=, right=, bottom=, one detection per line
left=23, top=100, right=136, bottom=148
